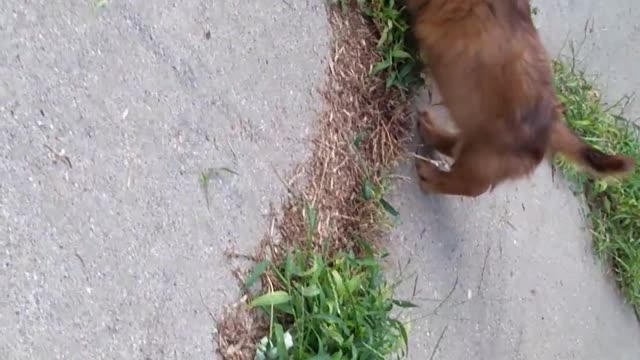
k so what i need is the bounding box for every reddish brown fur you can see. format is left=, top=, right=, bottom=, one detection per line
left=407, top=0, right=635, bottom=197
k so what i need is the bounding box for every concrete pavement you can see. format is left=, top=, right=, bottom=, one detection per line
left=0, top=1, right=327, bottom=358
left=390, top=163, right=640, bottom=359
left=388, top=1, right=640, bottom=359
left=535, top=0, right=640, bottom=120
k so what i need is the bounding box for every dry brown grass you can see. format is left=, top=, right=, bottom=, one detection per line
left=215, top=295, right=268, bottom=360
left=282, top=7, right=411, bottom=251
left=215, top=5, right=413, bottom=359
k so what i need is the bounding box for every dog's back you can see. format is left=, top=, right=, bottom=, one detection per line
left=410, top=0, right=634, bottom=197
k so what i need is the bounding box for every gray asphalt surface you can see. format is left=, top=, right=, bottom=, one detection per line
left=0, top=1, right=327, bottom=358
left=2, top=0, right=639, bottom=360
left=389, top=0, right=640, bottom=359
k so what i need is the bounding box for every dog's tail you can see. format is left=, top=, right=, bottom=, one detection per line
left=548, top=120, right=635, bottom=177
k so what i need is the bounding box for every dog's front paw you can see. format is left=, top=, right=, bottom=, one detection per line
left=415, top=158, right=441, bottom=194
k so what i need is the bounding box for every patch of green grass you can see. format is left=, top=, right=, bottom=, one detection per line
left=249, top=247, right=411, bottom=359
left=247, top=204, right=412, bottom=360
left=553, top=60, right=640, bottom=312
left=333, top=0, right=423, bottom=89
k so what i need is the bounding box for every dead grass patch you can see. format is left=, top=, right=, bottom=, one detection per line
left=277, top=7, right=410, bottom=253
left=215, top=5, right=414, bottom=359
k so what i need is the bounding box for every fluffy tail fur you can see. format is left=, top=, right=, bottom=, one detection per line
left=548, top=120, right=635, bottom=177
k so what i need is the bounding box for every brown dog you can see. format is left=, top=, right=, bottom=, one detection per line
left=407, top=0, right=635, bottom=197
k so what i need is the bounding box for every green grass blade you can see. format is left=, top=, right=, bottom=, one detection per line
left=244, top=259, right=271, bottom=291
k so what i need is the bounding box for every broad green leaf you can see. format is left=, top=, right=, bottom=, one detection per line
left=392, top=299, right=418, bottom=308
left=308, top=355, right=331, bottom=360
left=361, top=178, right=374, bottom=200
left=249, top=291, right=291, bottom=308
left=380, top=197, right=400, bottom=217
left=301, top=285, right=322, bottom=297
left=243, top=259, right=270, bottom=290
left=392, top=49, right=412, bottom=59
left=345, top=275, right=362, bottom=294
left=371, top=60, right=391, bottom=75
left=331, top=270, right=346, bottom=297
left=274, top=323, right=287, bottom=360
